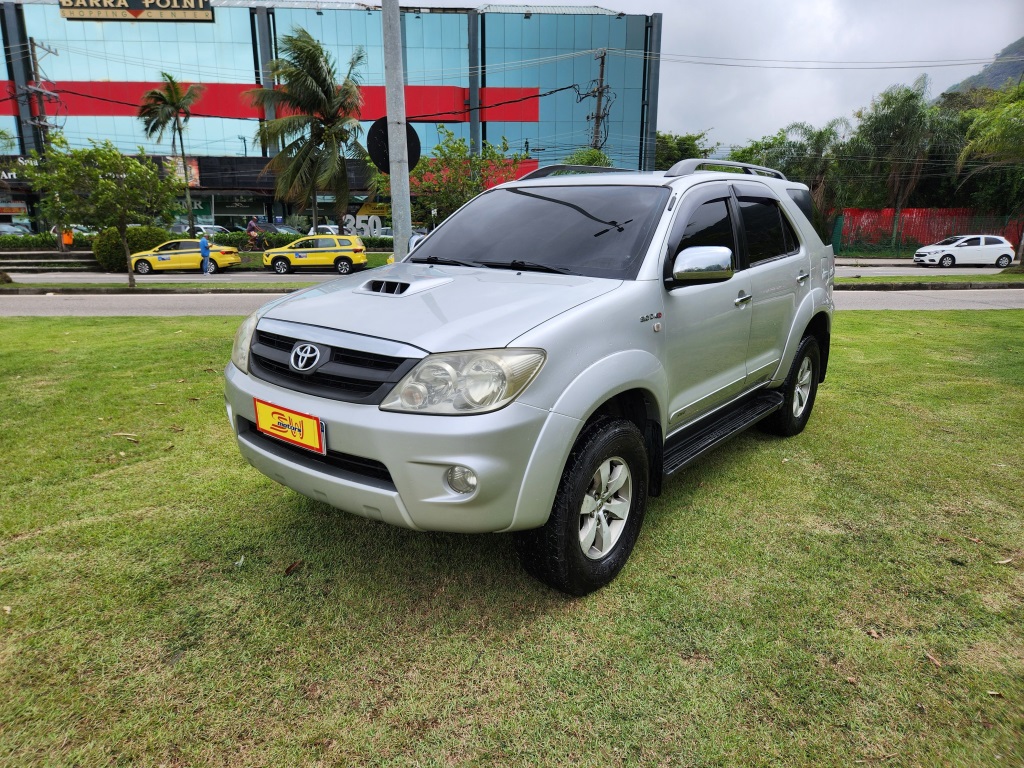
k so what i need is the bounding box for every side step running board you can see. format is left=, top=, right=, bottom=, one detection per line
left=663, top=391, right=784, bottom=476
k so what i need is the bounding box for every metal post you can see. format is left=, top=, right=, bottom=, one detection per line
left=382, top=0, right=412, bottom=261
left=641, top=14, right=662, bottom=171
left=468, top=10, right=481, bottom=155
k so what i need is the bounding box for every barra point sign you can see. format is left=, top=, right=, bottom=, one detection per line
left=59, top=0, right=214, bottom=22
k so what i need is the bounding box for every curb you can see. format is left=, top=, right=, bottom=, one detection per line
left=835, top=282, right=1024, bottom=291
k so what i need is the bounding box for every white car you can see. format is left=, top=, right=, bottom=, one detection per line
left=171, top=223, right=231, bottom=236
left=914, top=235, right=1015, bottom=268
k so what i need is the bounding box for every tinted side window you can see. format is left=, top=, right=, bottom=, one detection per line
left=960, top=237, right=981, bottom=247
left=739, top=198, right=794, bottom=264
left=786, top=188, right=814, bottom=225
left=984, top=236, right=1003, bottom=246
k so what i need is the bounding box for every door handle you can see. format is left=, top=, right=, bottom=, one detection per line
left=796, top=272, right=810, bottom=283
left=734, top=293, right=752, bottom=306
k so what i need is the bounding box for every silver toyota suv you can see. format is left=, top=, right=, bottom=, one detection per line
left=225, top=160, right=834, bottom=595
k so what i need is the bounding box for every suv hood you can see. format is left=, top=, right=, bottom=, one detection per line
left=262, top=262, right=621, bottom=352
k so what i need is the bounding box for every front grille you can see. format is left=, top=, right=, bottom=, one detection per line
left=239, top=417, right=394, bottom=487
left=249, top=329, right=418, bottom=404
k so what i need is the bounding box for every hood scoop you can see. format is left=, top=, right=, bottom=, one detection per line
left=355, top=275, right=453, bottom=297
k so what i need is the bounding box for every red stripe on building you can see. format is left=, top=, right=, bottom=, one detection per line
left=479, top=88, right=540, bottom=122
left=43, top=82, right=541, bottom=123
left=0, top=82, right=18, bottom=116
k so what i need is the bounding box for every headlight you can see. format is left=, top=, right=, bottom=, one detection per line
left=230, top=311, right=260, bottom=374
left=380, top=349, right=545, bottom=415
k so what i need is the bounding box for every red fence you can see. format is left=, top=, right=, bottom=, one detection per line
left=838, top=208, right=1023, bottom=253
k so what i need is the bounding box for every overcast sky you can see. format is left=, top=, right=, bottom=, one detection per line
left=413, top=0, right=1024, bottom=151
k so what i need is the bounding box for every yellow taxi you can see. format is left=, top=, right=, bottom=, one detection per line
left=131, top=239, right=241, bottom=275
left=263, top=234, right=368, bottom=275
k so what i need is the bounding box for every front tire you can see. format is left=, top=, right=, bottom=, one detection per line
left=996, top=254, right=1012, bottom=268
left=760, top=335, right=820, bottom=437
left=134, top=259, right=152, bottom=275
left=272, top=257, right=292, bottom=275
left=515, top=417, right=649, bottom=596
left=939, top=254, right=955, bottom=268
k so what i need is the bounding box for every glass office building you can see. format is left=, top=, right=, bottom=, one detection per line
left=0, top=0, right=661, bottom=224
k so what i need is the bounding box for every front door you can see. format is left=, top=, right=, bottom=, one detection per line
left=662, top=183, right=752, bottom=429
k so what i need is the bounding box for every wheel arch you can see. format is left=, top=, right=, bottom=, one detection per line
left=804, top=310, right=831, bottom=383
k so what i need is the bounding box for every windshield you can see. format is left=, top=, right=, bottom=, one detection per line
left=408, top=185, right=669, bottom=279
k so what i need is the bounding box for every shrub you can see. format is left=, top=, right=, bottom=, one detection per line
left=362, top=236, right=395, bottom=251
left=0, top=234, right=64, bottom=251
left=92, top=226, right=173, bottom=272
left=0, top=271, right=12, bottom=283
left=212, top=232, right=296, bottom=250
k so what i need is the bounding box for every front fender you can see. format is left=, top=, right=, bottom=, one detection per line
left=506, top=349, right=667, bottom=531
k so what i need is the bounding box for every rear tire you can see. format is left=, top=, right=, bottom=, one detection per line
left=515, top=417, right=648, bottom=596
left=939, top=254, right=955, bottom=268
left=996, top=254, right=1012, bottom=268
left=760, top=335, right=820, bottom=437
left=335, top=258, right=353, bottom=275
left=134, top=260, right=152, bottom=275
left=206, top=260, right=219, bottom=275
left=272, top=257, right=292, bottom=275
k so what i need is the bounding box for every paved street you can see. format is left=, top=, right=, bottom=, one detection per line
left=3, top=289, right=1024, bottom=316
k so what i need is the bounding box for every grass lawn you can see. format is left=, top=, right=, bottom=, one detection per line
left=1, top=313, right=1022, bottom=766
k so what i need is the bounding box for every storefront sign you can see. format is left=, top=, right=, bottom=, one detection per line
left=59, top=0, right=214, bottom=22
left=0, top=202, right=28, bottom=214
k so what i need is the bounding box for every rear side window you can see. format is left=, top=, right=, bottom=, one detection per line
left=984, top=236, right=1004, bottom=246
left=738, top=198, right=800, bottom=264
left=786, top=188, right=814, bottom=225
left=317, top=238, right=336, bottom=248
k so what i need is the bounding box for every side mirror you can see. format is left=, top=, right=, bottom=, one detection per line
left=671, top=245, right=734, bottom=283
left=409, top=233, right=425, bottom=253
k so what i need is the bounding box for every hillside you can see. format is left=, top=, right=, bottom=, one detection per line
left=944, top=35, right=1024, bottom=93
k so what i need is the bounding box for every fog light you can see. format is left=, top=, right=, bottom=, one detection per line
left=446, top=465, right=477, bottom=494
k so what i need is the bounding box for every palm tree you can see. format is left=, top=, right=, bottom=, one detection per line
left=138, top=73, right=206, bottom=233
left=783, top=118, right=852, bottom=238
left=855, top=75, right=961, bottom=246
left=247, top=28, right=366, bottom=229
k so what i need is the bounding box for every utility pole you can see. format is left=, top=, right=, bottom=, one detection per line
left=26, top=38, right=59, bottom=148
left=590, top=48, right=608, bottom=150
left=382, top=0, right=413, bottom=261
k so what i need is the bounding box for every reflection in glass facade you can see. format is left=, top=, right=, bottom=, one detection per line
left=2, top=1, right=660, bottom=189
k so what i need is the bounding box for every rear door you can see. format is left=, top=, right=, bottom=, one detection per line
left=733, top=184, right=811, bottom=387
left=289, top=237, right=318, bottom=266
left=662, top=182, right=753, bottom=428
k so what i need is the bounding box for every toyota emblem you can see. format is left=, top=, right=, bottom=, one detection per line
left=290, top=343, right=321, bottom=372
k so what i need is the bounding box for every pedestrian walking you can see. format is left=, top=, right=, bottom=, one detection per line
left=199, top=233, right=211, bottom=275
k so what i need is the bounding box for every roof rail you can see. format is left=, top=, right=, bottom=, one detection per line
left=518, top=164, right=635, bottom=181
left=664, top=158, right=787, bottom=180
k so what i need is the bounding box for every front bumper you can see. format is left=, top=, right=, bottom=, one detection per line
left=914, top=252, right=938, bottom=265
left=225, top=363, right=579, bottom=533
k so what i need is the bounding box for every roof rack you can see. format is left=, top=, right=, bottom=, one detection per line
left=664, top=158, right=787, bottom=180
left=518, top=164, right=636, bottom=181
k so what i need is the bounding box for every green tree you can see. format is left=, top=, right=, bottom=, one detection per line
left=137, top=73, right=205, bottom=233
left=958, top=83, right=1024, bottom=259
left=247, top=27, right=365, bottom=230
left=854, top=75, right=961, bottom=245
left=562, top=147, right=613, bottom=167
left=24, top=135, right=182, bottom=288
left=371, top=125, right=525, bottom=226
left=654, top=130, right=718, bottom=170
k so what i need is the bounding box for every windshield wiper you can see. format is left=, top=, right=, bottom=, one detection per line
left=409, top=254, right=478, bottom=268
left=476, top=259, right=572, bottom=274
